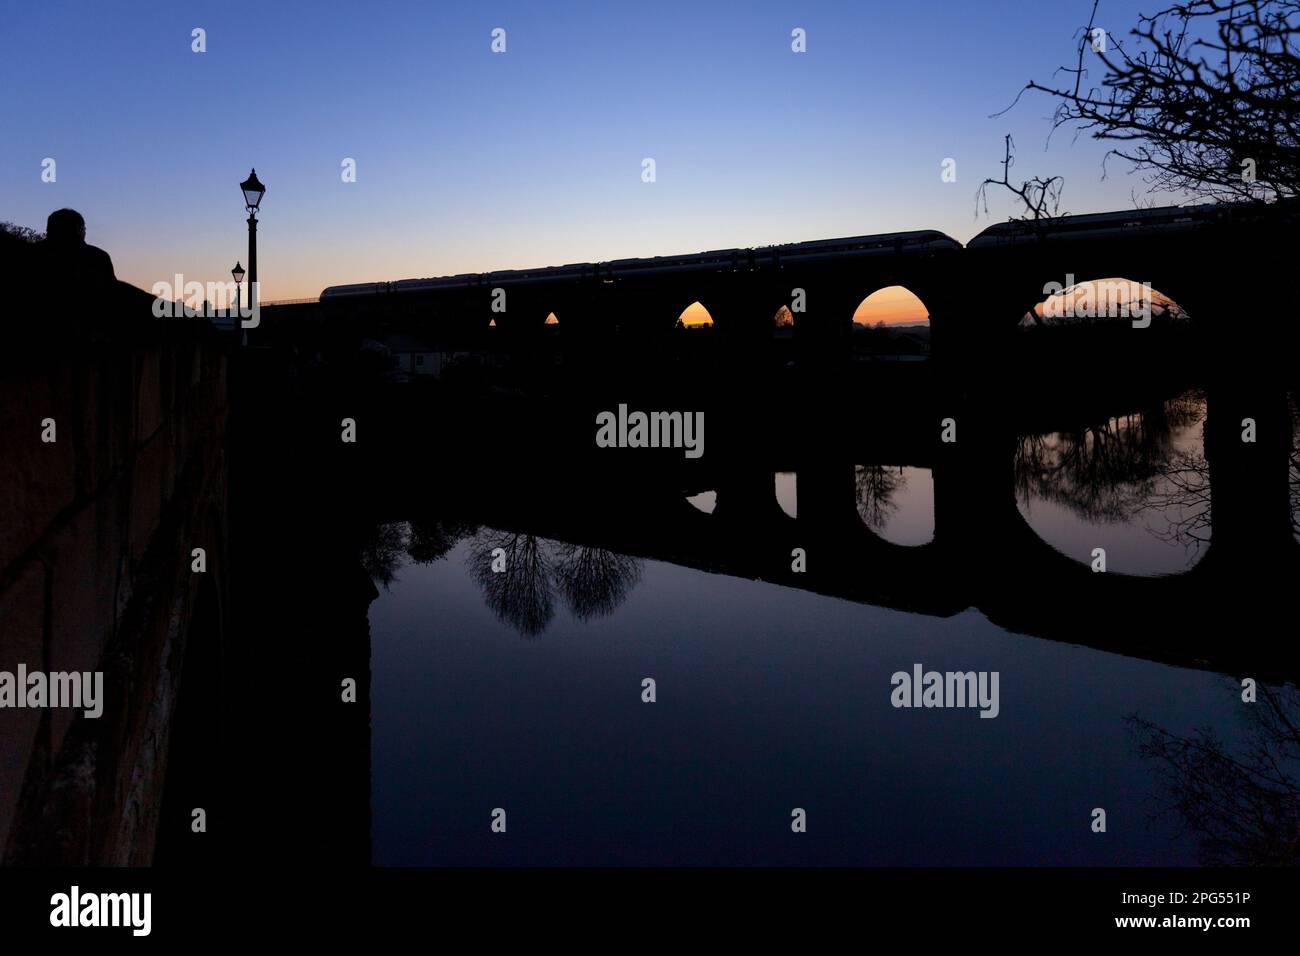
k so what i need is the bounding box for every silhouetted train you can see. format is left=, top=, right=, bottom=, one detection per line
left=318, top=229, right=961, bottom=301
left=318, top=199, right=1296, bottom=302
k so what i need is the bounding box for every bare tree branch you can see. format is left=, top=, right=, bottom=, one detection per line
left=976, top=134, right=1068, bottom=226
left=1012, top=0, right=1300, bottom=203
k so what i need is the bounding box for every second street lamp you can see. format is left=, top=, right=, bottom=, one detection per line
left=240, top=168, right=266, bottom=317
left=231, top=260, right=245, bottom=324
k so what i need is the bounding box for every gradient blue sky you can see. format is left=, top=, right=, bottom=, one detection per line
left=1, top=1, right=1184, bottom=299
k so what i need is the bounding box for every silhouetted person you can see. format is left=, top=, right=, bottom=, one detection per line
left=36, top=208, right=117, bottom=305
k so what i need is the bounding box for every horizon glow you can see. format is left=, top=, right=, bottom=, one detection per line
left=2, top=1, right=1194, bottom=301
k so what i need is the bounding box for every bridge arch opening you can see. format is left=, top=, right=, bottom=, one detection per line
left=855, top=465, right=935, bottom=546
left=853, top=286, right=930, bottom=327
left=1021, top=277, right=1189, bottom=328
left=676, top=301, right=714, bottom=329
left=851, top=286, right=931, bottom=361
left=545, top=312, right=559, bottom=325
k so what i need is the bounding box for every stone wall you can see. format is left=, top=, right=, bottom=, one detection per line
left=0, top=327, right=230, bottom=863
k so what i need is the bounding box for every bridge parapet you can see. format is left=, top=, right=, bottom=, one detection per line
left=0, top=323, right=230, bottom=863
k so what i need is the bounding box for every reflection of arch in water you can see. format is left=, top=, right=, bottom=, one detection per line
left=775, top=472, right=797, bottom=518
left=685, top=490, right=717, bottom=514
left=854, top=465, right=934, bottom=546
left=1013, top=392, right=1211, bottom=576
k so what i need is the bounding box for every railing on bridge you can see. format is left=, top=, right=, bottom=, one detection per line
left=259, top=296, right=320, bottom=306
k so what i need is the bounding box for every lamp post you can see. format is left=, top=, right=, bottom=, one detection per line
left=231, top=260, right=245, bottom=324
left=240, top=169, right=266, bottom=316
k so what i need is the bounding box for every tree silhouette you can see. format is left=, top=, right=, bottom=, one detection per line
left=1013, top=0, right=1300, bottom=203
left=976, top=134, right=1066, bottom=224
left=0, top=221, right=44, bottom=243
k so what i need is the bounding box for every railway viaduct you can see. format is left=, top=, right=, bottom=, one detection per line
left=308, top=201, right=1298, bottom=360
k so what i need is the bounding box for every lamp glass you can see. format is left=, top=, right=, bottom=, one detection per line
left=240, top=169, right=266, bottom=210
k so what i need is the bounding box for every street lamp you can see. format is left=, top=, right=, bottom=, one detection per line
left=240, top=168, right=266, bottom=315
left=231, top=260, right=245, bottom=322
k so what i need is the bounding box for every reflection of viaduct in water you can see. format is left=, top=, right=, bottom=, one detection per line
left=372, top=387, right=1297, bottom=678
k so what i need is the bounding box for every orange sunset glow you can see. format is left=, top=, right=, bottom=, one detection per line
left=853, top=286, right=929, bottom=326
left=676, top=285, right=930, bottom=329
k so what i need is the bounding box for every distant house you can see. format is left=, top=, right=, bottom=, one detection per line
left=893, top=331, right=930, bottom=354
left=379, top=333, right=442, bottom=378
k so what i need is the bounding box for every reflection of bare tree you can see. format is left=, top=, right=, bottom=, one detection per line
left=360, top=521, right=411, bottom=589
left=407, top=518, right=476, bottom=565
left=1127, top=682, right=1300, bottom=866
left=1138, top=448, right=1212, bottom=551
left=469, top=530, right=557, bottom=638
left=855, top=465, right=907, bottom=531
left=1017, top=424, right=1158, bottom=522
left=1290, top=393, right=1300, bottom=542
left=466, top=531, right=645, bottom=636
left=361, top=519, right=479, bottom=588
left=360, top=521, right=645, bottom=637
left=1015, top=394, right=1208, bottom=542
left=552, top=543, right=643, bottom=621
